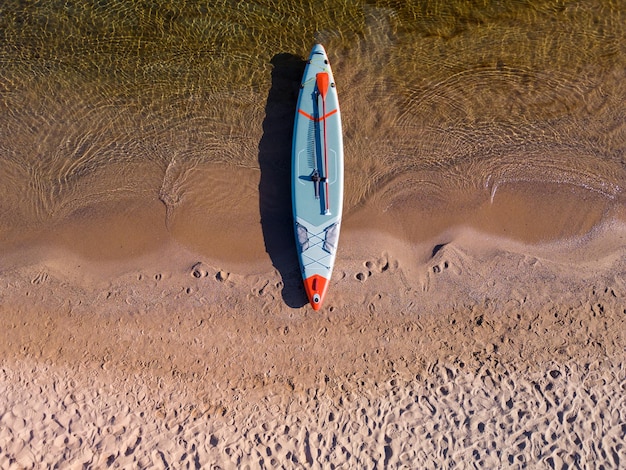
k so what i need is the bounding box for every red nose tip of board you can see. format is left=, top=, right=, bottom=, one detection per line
left=316, top=72, right=330, bottom=99
left=303, top=274, right=329, bottom=310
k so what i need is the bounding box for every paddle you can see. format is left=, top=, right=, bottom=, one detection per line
left=316, top=72, right=331, bottom=214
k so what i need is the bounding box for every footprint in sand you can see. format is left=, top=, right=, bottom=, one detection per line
left=215, top=270, right=230, bottom=282
left=356, top=252, right=399, bottom=282
left=421, top=243, right=463, bottom=292
left=31, top=271, right=49, bottom=285
left=191, top=262, right=209, bottom=278
left=429, top=243, right=461, bottom=276
left=430, top=244, right=449, bottom=274
left=432, top=262, right=449, bottom=274
left=191, top=262, right=231, bottom=284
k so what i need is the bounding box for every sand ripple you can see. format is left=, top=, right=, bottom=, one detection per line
left=1, top=359, right=623, bottom=468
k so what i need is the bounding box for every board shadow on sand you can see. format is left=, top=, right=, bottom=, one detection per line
left=258, top=53, right=308, bottom=308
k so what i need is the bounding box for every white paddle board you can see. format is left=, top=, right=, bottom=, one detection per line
left=292, top=44, right=344, bottom=310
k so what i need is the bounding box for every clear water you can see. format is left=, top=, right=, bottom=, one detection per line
left=0, top=0, right=624, bottom=254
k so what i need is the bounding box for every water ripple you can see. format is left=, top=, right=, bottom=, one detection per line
left=0, top=0, right=623, bottom=250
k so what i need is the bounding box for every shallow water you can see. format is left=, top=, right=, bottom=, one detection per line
left=0, top=0, right=624, bottom=260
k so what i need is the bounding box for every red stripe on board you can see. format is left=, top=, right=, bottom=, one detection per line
left=298, top=108, right=337, bottom=122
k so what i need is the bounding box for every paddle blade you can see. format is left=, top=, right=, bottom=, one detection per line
left=316, top=72, right=330, bottom=99
left=303, top=274, right=329, bottom=310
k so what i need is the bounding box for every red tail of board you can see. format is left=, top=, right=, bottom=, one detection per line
left=303, top=274, right=329, bottom=311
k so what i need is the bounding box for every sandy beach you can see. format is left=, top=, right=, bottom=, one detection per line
left=1, top=180, right=625, bottom=467
left=1, top=0, right=626, bottom=467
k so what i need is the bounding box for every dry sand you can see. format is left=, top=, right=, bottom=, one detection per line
left=1, top=172, right=625, bottom=468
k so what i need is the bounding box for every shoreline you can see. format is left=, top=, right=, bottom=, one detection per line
left=1, top=168, right=625, bottom=468
left=1, top=166, right=623, bottom=276
left=1, top=208, right=624, bottom=366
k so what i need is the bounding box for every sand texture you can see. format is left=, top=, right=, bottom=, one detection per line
left=1, top=1, right=625, bottom=467
left=1, top=229, right=625, bottom=468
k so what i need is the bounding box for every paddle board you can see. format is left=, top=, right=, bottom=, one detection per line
left=292, top=44, right=344, bottom=310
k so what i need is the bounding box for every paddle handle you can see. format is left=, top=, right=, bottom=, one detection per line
left=316, top=73, right=331, bottom=215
